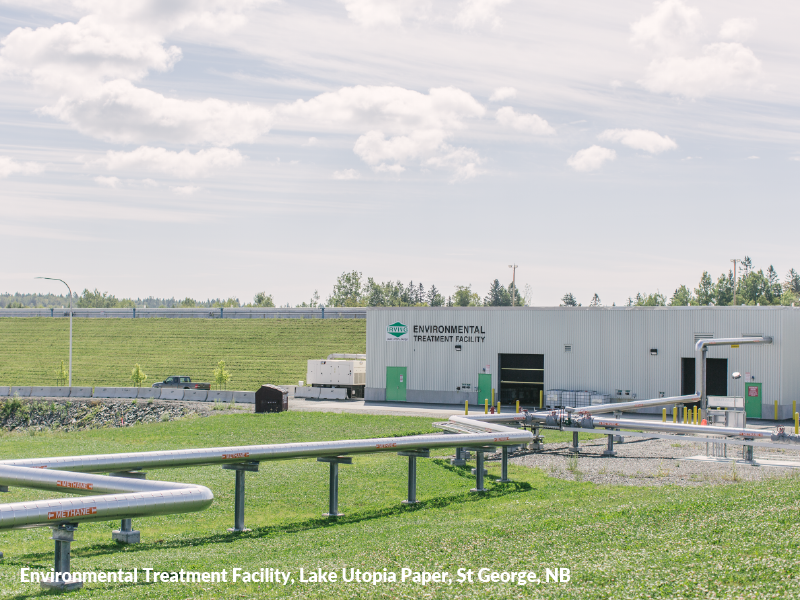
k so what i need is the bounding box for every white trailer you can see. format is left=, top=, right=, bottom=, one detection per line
left=303, top=354, right=366, bottom=399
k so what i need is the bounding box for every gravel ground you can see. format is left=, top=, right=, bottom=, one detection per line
left=489, top=436, right=800, bottom=486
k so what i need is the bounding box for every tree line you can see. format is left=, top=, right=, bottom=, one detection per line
left=560, top=257, right=800, bottom=307
left=321, top=271, right=527, bottom=307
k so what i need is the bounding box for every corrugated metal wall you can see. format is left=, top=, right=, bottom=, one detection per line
left=366, top=307, right=799, bottom=405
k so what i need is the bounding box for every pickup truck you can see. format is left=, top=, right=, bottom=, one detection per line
left=152, top=376, right=211, bottom=390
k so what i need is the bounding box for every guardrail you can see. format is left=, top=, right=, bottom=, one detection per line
left=0, top=307, right=366, bottom=319
left=0, top=415, right=531, bottom=591
left=0, top=387, right=254, bottom=403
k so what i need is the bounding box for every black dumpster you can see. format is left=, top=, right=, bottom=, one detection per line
left=255, top=385, right=288, bottom=413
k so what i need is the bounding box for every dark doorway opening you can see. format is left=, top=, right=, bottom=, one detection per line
left=499, top=354, right=544, bottom=406
left=681, top=357, right=727, bottom=408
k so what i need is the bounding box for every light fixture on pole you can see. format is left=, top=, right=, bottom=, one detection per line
left=730, top=258, right=742, bottom=305
left=508, top=264, right=518, bottom=307
left=36, top=277, right=73, bottom=387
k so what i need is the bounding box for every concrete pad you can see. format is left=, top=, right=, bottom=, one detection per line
left=233, top=391, right=255, bottom=404
left=207, top=391, right=233, bottom=403
left=0, top=387, right=9, bottom=397
left=160, top=388, right=185, bottom=401
left=93, top=387, right=118, bottom=398
left=318, top=387, right=347, bottom=400
left=69, top=387, right=93, bottom=398
left=138, top=388, right=161, bottom=400
left=30, top=386, right=70, bottom=398
left=294, top=386, right=320, bottom=399
left=183, top=390, right=208, bottom=402
left=685, top=455, right=800, bottom=469
left=116, top=387, right=139, bottom=399
left=10, top=387, right=31, bottom=397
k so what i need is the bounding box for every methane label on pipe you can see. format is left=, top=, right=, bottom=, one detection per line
left=48, top=506, right=97, bottom=520
left=57, top=480, right=94, bottom=490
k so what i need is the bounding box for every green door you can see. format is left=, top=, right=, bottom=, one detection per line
left=478, top=373, right=492, bottom=406
left=386, top=367, right=407, bottom=402
left=745, top=382, right=762, bottom=419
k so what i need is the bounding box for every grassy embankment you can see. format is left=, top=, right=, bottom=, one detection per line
left=0, top=318, right=365, bottom=390
left=0, top=412, right=798, bottom=599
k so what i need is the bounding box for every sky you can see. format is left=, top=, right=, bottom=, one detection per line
left=1, top=0, right=798, bottom=307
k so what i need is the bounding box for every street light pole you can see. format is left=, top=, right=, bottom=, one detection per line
left=508, top=264, right=518, bottom=307
left=36, top=277, right=73, bottom=387
left=730, top=259, right=741, bottom=306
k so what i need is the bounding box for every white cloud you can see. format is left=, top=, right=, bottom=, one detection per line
left=333, top=169, right=361, bottom=180
left=639, top=42, right=761, bottom=98
left=0, top=16, right=181, bottom=93
left=337, top=0, right=430, bottom=27
left=281, top=85, right=485, bottom=176
left=425, top=145, right=483, bottom=181
left=170, top=185, right=200, bottom=195
left=495, top=107, right=555, bottom=135
left=746, top=155, right=759, bottom=160
left=489, top=87, right=516, bottom=102
left=41, top=80, right=274, bottom=145
left=719, top=18, right=757, bottom=41
left=454, top=0, right=511, bottom=30
left=632, top=2, right=761, bottom=98
left=93, top=175, right=120, bottom=187
left=95, top=146, right=244, bottom=178
left=567, top=146, right=616, bottom=172
left=598, top=129, right=677, bottom=153
left=630, top=0, right=702, bottom=53
left=304, top=137, right=318, bottom=146
left=0, top=156, right=45, bottom=178
left=374, top=163, right=405, bottom=173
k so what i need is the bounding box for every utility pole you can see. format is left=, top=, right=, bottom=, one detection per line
left=36, top=277, right=73, bottom=386
left=508, top=264, right=518, bottom=307
left=730, top=259, right=742, bottom=306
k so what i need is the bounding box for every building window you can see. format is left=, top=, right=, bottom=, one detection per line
left=564, top=345, right=572, bottom=352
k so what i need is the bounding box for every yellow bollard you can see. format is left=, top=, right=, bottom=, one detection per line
left=683, top=406, right=687, bottom=424
left=492, top=388, right=495, bottom=408
left=485, top=399, right=488, bottom=414
left=794, top=400, right=796, bottom=417
left=465, top=400, right=468, bottom=415
left=516, top=400, right=520, bottom=413
left=498, top=401, right=502, bottom=414
left=662, top=408, right=666, bottom=423
left=795, top=412, right=799, bottom=435
left=539, top=390, right=543, bottom=408
left=775, top=401, right=778, bottom=421
left=673, top=406, right=677, bottom=424
left=693, top=406, right=698, bottom=425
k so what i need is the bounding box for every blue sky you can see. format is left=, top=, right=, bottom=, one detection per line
left=1, top=1, right=798, bottom=306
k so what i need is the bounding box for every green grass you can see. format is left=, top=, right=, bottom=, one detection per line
left=0, top=413, right=798, bottom=599
left=0, top=318, right=365, bottom=390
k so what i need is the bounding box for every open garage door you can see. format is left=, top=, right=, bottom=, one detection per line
left=499, top=354, right=544, bottom=406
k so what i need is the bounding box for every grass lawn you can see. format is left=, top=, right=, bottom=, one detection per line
left=0, top=318, right=365, bottom=390
left=0, top=412, right=798, bottom=599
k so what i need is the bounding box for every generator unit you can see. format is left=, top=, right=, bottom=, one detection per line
left=305, top=353, right=366, bottom=399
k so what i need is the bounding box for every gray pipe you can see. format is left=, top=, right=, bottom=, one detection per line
left=326, top=354, right=366, bottom=360
left=0, top=417, right=531, bottom=530
left=695, top=336, right=772, bottom=420
left=565, top=394, right=700, bottom=415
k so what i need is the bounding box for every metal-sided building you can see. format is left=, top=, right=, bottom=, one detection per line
left=366, top=306, right=800, bottom=419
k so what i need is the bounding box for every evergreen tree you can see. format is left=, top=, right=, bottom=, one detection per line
left=766, top=265, right=782, bottom=302
left=427, top=285, right=444, bottom=307
left=589, top=293, right=601, bottom=307
left=418, top=283, right=425, bottom=305
left=669, top=285, right=694, bottom=306
left=785, top=268, right=800, bottom=294
left=694, top=271, right=715, bottom=305
left=561, top=293, right=578, bottom=307
left=713, top=271, right=734, bottom=306
left=485, top=279, right=511, bottom=306
left=634, top=292, right=666, bottom=306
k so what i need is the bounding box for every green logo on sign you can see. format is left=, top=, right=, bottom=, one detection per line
left=387, top=322, right=408, bottom=338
